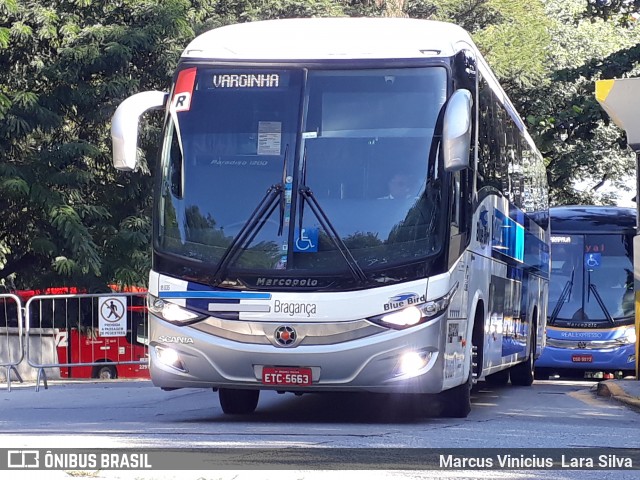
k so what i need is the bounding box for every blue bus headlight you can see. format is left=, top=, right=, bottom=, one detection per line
left=621, top=326, right=636, bottom=344
left=368, top=284, right=457, bottom=330
left=148, top=294, right=206, bottom=325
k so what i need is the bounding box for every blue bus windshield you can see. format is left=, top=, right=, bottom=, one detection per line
left=549, top=234, right=634, bottom=325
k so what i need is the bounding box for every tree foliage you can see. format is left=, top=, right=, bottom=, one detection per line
left=522, top=0, right=640, bottom=205
left=0, top=0, right=358, bottom=290
left=0, top=0, right=195, bottom=289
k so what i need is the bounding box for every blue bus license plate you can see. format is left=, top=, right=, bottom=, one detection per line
left=572, top=354, right=593, bottom=363
left=262, top=367, right=312, bottom=386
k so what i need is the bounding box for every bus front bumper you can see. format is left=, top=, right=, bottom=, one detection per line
left=147, top=314, right=457, bottom=394
left=536, top=344, right=636, bottom=372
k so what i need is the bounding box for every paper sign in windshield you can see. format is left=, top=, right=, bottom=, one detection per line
left=258, top=121, right=281, bottom=155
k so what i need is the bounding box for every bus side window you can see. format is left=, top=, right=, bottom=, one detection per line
left=451, top=169, right=472, bottom=234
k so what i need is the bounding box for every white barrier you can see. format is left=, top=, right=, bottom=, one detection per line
left=0, top=294, right=24, bottom=391
left=22, top=292, right=149, bottom=391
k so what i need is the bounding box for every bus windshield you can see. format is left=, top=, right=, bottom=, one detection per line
left=157, top=66, right=448, bottom=281
left=549, top=234, right=634, bottom=326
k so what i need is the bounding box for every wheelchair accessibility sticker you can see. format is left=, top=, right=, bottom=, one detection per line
left=584, top=253, right=601, bottom=269
left=294, top=227, right=318, bottom=253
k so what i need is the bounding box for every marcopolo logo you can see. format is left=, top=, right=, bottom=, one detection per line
left=383, top=293, right=426, bottom=311
left=256, top=277, right=319, bottom=287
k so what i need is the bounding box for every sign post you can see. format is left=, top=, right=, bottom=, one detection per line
left=596, top=77, right=640, bottom=379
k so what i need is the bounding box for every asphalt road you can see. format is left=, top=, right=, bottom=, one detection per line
left=1, top=378, right=639, bottom=480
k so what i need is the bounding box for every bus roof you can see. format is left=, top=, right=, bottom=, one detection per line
left=550, top=205, right=636, bottom=233
left=182, top=18, right=476, bottom=61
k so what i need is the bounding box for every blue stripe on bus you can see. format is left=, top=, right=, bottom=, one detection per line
left=492, top=209, right=524, bottom=262
left=159, top=291, right=272, bottom=300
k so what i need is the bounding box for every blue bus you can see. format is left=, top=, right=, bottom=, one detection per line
left=536, top=205, right=636, bottom=379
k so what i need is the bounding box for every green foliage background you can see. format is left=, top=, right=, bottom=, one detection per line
left=1, top=0, right=639, bottom=289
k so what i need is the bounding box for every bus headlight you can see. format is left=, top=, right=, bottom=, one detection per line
left=368, top=283, right=458, bottom=330
left=379, top=306, right=423, bottom=327
left=621, top=326, right=637, bottom=344
left=148, top=294, right=206, bottom=325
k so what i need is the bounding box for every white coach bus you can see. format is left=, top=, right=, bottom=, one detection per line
left=111, top=17, right=550, bottom=418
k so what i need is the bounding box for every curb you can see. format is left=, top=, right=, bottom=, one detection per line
left=596, top=381, right=640, bottom=411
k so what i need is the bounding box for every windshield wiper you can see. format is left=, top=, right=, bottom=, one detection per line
left=587, top=271, right=615, bottom=325
left=298, top=186, right=367, bottom=283
left=212, top=146, right=290, bottom=285
left=212, top=184, right=283, bottom=285
left=548, top=268, right=574, bottom=326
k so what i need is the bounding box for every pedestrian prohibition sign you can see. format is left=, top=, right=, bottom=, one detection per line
left=98, top=296, right=128, bottom=337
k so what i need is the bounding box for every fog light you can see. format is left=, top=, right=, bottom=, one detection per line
left=398, top=351, right=431, bottom=376
left=155, top=346, right=187, bottom=372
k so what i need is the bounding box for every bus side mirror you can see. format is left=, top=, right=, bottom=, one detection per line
left=443, top=89, right=472, bottom=172
left=111, top=91, right=168, bottom=171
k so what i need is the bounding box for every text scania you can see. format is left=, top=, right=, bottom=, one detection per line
left=273, top=300, right=317, bottom=317
left=158, top=336, right=194, bottom=344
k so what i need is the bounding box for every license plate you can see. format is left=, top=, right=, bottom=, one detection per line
left=262, top=367, right=312, bottom=386
left=572, top=354, right=593, bottom=363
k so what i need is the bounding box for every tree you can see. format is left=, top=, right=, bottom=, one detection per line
left=405, top=0, right=640, bottom=206
left=522, top=0, right=640, bottom=205
left=0, top=0, right=358, bottom=290
left=0, top=0, right=195, bottom=289
left=405, top=0, right=551, bottom=90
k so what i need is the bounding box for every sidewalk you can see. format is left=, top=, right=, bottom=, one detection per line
left=596, top=378, right=640, bottom=410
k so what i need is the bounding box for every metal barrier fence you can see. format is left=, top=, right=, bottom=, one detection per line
left=0, top=292, right=150, bottom=391
left=0, top=293, right=24, bottom=391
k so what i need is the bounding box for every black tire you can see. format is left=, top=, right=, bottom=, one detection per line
left=440, top=372, right=472, bottom=418
left=485, top=368, right=510, bottom=386
left=218, top=388, right=260, bottom=415
left=510, top=327, right=536, bottom=386
left=95, top=365, right=117, bottom=380
left=440, top=346, right=474, bottom=418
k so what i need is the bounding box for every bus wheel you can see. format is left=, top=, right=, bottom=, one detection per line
left=440, top=349, right=472, bottom=418
left=485, top=369, right=510, bottom=386
left=510, top=328, right=536, bottom=386
left=95, top=365, right=117, bottom=380
left=218, top=388, right=260, bottom=415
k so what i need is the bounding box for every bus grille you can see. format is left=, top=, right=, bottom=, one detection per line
left=191, top=317, right=386, bottom=347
